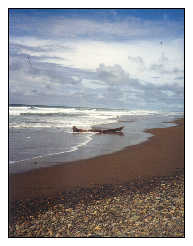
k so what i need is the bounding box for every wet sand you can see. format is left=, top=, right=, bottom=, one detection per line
left=9, top=118, right=184, bottom=202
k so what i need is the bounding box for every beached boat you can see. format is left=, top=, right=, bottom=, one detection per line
left=73, top=126, right=124, bottom=133
left=92, top=126, right=124, bottom=133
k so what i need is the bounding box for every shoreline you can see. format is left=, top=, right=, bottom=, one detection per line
left=9, top=118, right=184, bottom=202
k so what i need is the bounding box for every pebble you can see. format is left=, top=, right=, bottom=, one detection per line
left=9, top=169, right=184, bottom=238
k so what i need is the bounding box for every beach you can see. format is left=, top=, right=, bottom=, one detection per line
left=9, top=118, right=184, bottom=237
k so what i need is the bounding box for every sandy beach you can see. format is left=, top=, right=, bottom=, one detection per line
left=9, top=118, right=184, bottom=237
left=9, top=8, right=184, bottom=238
left=9, top=118, right=184, bottom=201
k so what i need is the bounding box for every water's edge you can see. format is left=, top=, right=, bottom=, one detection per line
left=9, top=118, right=183, bottom=175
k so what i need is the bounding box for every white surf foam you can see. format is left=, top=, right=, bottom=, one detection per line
left=9, top=106, right=183, bottom=130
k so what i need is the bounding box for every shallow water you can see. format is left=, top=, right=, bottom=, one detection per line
left=9, top=105, right=183, bottom=174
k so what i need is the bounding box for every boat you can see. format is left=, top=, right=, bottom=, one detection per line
left=72, top=126, right=124, bottom=133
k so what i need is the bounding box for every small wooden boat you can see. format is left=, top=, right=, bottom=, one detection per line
left=92, top=126, right=124, bottom=133
left=72, top=126, right=124, bottom=133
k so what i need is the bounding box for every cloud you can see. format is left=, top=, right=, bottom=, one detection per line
left=81, top=79, right=108, bottom=89
left=148, top=52, right=184, bottom=86
left=11, top=37, right=184, bottom=80
left=9, top=10, right=184, bottom=110
left=96, top=64, right=128, bottom=84
left=9, top=42, right=184, bottom=110
left=128, top=56, right=145, bottom=66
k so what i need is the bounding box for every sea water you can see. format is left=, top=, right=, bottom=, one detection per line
left=9, top=104, right=184, bottom=173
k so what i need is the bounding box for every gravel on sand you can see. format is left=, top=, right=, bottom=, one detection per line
left=9, top=169, right=184, bottom=238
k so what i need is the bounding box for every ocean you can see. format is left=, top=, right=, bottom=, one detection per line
left=9, top=104, right=184, bottom=174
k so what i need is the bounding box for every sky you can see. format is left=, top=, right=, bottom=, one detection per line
left=9, top=8, right=184, bottom=111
